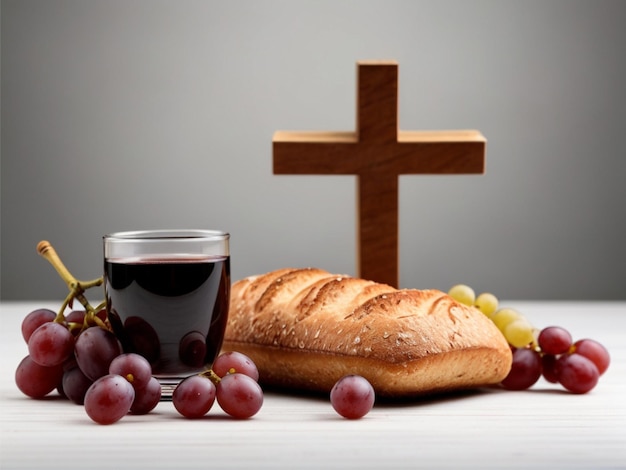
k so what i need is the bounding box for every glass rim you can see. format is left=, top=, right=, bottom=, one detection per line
left=104, top=229, right=229, bottom=242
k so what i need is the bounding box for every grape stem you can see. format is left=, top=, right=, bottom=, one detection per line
left=199, top=369, right=222, bottom=385
left=37, top=240, right=106, bottom=329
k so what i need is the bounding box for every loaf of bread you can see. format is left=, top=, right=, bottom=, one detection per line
left=222, top=267, right=512, bottom=397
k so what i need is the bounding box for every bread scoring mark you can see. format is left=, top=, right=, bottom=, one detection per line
left=257, top=268, right=330, bottom=319
left=448, top=309, right=459, bottom=324
left=294, top=274, right=352, bottom=322
left=427, top=294, right=448, bottom=316
left=448, top=305, right=472, bottom=325
left=242, top=268, right=292, bottom=306
left=345, top=292, right=389, bottom=320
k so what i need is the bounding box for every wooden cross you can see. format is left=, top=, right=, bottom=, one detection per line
left=273, top=60, right=486, bottom=288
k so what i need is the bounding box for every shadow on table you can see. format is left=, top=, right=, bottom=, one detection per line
left=261, top=382, right=570, bottom=408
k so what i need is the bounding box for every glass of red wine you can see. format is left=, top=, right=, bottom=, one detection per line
left=103, top=230, right=230, bottom=399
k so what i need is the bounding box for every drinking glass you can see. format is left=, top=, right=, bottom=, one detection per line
left=103, top=230, right=230, bottom=398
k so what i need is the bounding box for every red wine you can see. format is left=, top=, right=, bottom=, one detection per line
left=105, top=256, right=230, bottom=378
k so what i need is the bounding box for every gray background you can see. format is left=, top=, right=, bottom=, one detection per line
left=2, top=0, right=625, bottom=301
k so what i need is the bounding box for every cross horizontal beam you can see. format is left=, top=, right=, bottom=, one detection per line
left=273, top=61, right=486, bottom=287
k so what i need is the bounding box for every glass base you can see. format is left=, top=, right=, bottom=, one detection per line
left=157, top=378, right=182, bottom=401
left=156, top=368, right=208, bottom=401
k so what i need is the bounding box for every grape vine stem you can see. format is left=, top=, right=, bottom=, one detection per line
left=200, top=369, right=222, bottom=385
left=37, top=240, right=106, bottom=329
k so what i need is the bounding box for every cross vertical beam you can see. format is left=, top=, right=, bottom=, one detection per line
left=357, top=171, right=399, bottom=287
left=273, top=61, right=486, bottom=288
left=357, top=62, right=397, bottom=143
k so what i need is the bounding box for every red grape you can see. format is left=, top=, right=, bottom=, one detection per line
left=62, top=366, right=93, bottom=405
left=84, top=374, right=135, bottom=425
left=109, top=353, right=152, bottom=390
left=572, top=339, right=610, bottom=375
left=28, top=322, right=75, bottom=367
left=216, top=373, right=263, bottom=419
left=75, top=326, right=122, bottom=381
left=15, top=355, right=64, bottom=399
left=541, top=354, right=559, bottom=384
left=212, top=351, right=259, bottom=381
left=500, top=348, right=542, bottom=390
left=130, top=377, right=162, bottom=415
left=172, top=375, right=216, bottom=419
left=66, top=309, right=106, bottom=324
left=537, top=326, right=572, bottom=355
left=556, top=353, right=599, bottom=394
left=64, top=310, right=86, bottom=324
left=330, top=375, right=375, bottom=419
left=21, top=308, right=56, bottom=343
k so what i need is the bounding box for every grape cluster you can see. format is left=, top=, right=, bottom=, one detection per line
left=16, top=305, right=161, bottom=423
left=15, top=303, right=271, bottom=423
left=448, top=284, right=610, bottom=394
left=173, top=351, right=263, bottom=419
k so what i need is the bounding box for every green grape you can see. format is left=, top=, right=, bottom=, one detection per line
left=504, top=319, right=535, bottom=348
left=448, top=284, right=475, bottom=306
left=490, top=307, right=521, bottom=332
left=474, top=292, right=498, bottom=316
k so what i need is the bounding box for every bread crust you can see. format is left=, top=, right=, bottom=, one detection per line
left=223, top=267, right=512, bottom=397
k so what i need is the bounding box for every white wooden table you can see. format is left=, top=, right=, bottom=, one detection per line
left=1, top=301, right=625, bottom=469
